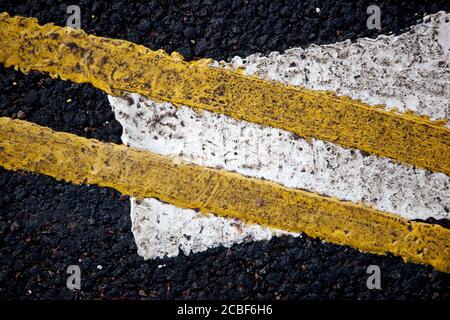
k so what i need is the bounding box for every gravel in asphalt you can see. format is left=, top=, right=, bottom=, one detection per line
left=0, top=0, right=449, bottom=299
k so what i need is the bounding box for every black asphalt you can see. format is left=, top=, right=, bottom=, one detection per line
left=0, top=0, right=449, bottom=299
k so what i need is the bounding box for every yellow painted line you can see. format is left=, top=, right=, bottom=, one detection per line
left=0, top=117, right=449, bottom=272
left=0, top=12, right=449, bottom=175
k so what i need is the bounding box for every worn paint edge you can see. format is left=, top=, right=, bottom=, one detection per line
left=0, top=117, right=449, bottom=273
left=0, top=12, right=449, bottom=174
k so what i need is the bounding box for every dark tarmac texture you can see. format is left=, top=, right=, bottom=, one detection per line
left=0, top=66, right=122, bottom=143
left=1, top=168, right=449, bottom=300
left=2, top=0, right=450, bottom=61
left=0, top=0, right=449, bottom=299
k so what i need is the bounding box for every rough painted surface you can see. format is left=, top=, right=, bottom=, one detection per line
left=1, top=12, right=449, bottom=174
left=231, top=11, right=450, bottom=126
left=110, top=13, right=450, bottom=260
left=1, top=117, right=449, bottom=273
left=110, top=94, right=450, bottom=221
left=131, top=198, right=291, bottom=259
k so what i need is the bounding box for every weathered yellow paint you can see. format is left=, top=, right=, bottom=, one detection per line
left=0, top=12, right=449, bottom=174
left=0, top=117, right=449, bottom=273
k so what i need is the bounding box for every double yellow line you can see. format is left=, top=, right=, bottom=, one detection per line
left=0, top=12, right=449, bottom=272
left=1, top=12, right=449, bottom=174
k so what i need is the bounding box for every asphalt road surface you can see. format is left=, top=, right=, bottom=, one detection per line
left=0, top=0, right=449, bottom=299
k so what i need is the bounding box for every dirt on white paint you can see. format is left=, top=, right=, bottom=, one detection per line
left=109, top=12, right=450, bottom=260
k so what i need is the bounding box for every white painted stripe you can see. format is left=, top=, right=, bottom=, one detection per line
left=109, top=11, right=450, bottom=259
